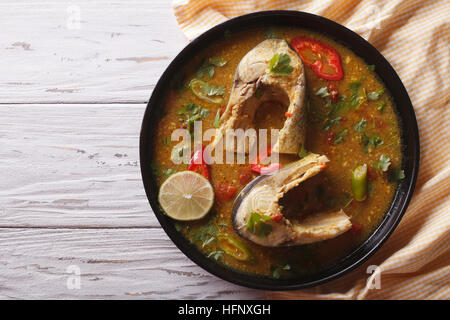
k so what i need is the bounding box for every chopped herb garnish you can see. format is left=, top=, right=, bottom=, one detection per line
left=354, top=118, right=367, bottom=132
left=368, top=64, right=375, bottom=71
left=192, top=222, right=218, bottom=248
left=372, top=155, right=391, bottom=172
left=377, top=101, right=387, bottom=112
left=367, top=89, right=385, bottom=101
left=349, top=75, right=366, bottom=108
left=387, top=168, right=405, bottom=183
left=323, top=116, right=341, bottom=131
left=207, top=250, right=224, bottom=261
left=209, top=57, right=227, bottom=67
left=361, top=133, right=384, bottom=153
left=270, top=264, right=291, bottom=279
left=298, top=143, right=308, bottom=158
left=178, top=102, right=209, bottom=133
left=333, top=129, right=348, bottom=145
left=247, top=212, right=273, bottom=238
left=269, top=53, right=293, bottom=75
left=196, top=57, right=227, bottom=78
left=213, top=109, right=221, bottom=128
left=315, top=86, right=330, bottom=98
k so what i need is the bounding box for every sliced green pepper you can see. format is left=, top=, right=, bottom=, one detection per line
left=217, top=235, right=253, bottom=262
left=352, top=164, right=368, bottom=201
left=189, top=79, right=223, bottom=104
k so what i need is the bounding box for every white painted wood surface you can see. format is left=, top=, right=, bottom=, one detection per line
left=0, top=1, right=266, bottom=299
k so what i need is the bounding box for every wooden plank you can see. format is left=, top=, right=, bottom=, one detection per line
left=0, top=104, right=158, bottom=228
left=0, top=227, right=265, bottom=299
left=0, top=0, right=188, bottom=103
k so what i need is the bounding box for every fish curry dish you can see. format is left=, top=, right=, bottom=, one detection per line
left=152, top=27, right=404, bottom=279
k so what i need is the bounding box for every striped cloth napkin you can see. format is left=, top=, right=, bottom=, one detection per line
left=172, top=0, right=449, bottom=300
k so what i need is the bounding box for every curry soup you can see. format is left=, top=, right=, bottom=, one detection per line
left=151, top=27, right=403, bottom=278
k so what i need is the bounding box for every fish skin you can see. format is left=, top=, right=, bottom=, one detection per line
left=209, top=38, right=307, bottom=155
left=233, top=153, right=352, bottom=247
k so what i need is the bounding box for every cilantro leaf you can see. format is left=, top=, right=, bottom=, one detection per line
left=209, top=57, right=227, bottom=67
left=192, top=222, right=218, bottom=247
left=247, top=212, right=273, bottom=238
left=196, top=57, right=227, bottom=78
left=361, top=133, right=383, bottom=153
left=333, top=129, right=348, bottom=145
left=270, top=53, right=293, bottom=75
left=348, top=76, right=366, bottom=108
left=377, top=101, right=387, bottom=112
left=315, top=86, right=330, bottom=98
left=178, top=102, right=209, bottom=133
left=354, top=118, right=367, bottom=132
left=367, top=89, right=385, bottom=101
left=372, top=155, right=391, bottom=172
left=207, top=250, right=224, bottom=261
left=387, top=168, right=405, bottom=183
left=323, top=116, right=341, bottom=131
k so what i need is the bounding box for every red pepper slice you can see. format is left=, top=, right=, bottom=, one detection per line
left=290, top=36, right=344, bottom=81
left=215, top=182, right=237, bottom=201
left=250, top=147, right=281, bottom=175
left=271, top=214, right=283, bottom=222
left=187, top=145, right=210, bottom=180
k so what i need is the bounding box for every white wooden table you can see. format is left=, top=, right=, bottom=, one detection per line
left=0, top=0, right=265, bottom=299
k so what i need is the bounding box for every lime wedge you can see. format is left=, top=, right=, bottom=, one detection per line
left=158, top=171, right=214, bottom=221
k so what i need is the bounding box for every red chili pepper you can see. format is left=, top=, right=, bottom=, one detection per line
left=285, top=112, right=293, bottom=117
left=215, top=182, right=237, bottom=202
left=187, top=145, right=210, bottom=180
left=325, top=131, right=336, bottom=145
left=328, top=83, right=339, bottom=102
left=290, top=36, right=344, bottom=81
left=271, top=214, right=283, bottom=222
left=250, top=147, right=281, bottom=175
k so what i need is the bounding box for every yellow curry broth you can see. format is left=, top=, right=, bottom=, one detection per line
left=152, top=27, right=402, bottom=277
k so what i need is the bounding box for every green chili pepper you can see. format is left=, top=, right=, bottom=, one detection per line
left=189, top=79, right=224, bottom=104
left=217, top=235, right=253, bottom=262
left=352, top=164, right=368, bottom=201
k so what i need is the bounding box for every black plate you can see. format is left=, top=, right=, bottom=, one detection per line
left=140, top=11, right=420, bottom=290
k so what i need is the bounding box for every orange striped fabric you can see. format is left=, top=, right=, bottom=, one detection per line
left=172, top=0, right=450, bottom=300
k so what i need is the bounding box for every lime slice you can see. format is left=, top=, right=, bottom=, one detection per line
left=158, top=171, right=214, bottom=221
